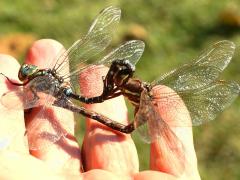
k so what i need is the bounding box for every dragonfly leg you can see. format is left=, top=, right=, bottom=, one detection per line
left=29, top=86, right=40, bottom=102
left=66, top=59, right=135, bottom=104
left=104, top=91, right=122, bottom=100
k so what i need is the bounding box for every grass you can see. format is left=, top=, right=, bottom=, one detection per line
left=0, top=0, right=240, bottom=179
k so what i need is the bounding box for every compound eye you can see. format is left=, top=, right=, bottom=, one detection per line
left=18, top=65, right=28, bottom=81
left=18, top=64, right=38, bottom=81
left=23, top=65, right=30, bottom=74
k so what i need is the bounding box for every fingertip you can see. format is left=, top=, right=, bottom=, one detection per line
left=0, top=55, right=26, bottom=153
left=134, top=171, right=176, bottom=180
left=79, top=66, right=128, bottom=123
left=83, top=169, right=122, bottom=180
left=23, top=39, right=81, bottom=170
left=79, top=65, right=108, bottom=97
left=0, top=54, right=20, bottom=78
left=149, top=85, right=199, bottom=176
left=25, top=39, right=64, bottom=68
left=80, top=66, right=139, bottom=175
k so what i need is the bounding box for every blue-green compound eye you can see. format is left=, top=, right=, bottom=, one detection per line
left=64, top=88, right=73, bottom=96
left=18, top=64, right=38, bottom=81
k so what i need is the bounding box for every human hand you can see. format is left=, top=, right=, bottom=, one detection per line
left=0, top=39, right=200, bottom=179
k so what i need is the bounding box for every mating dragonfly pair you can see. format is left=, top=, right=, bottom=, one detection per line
left=0, top=6, right=239, bottom=154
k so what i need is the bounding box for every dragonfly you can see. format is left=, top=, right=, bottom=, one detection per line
left=0, top=6, right=145, bottom=150
left=78, top=40, right=239, bottom=174
left=84, top=40, right=239, bottom=134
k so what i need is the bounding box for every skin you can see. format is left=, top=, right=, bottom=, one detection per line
left=0, top=39, right=201, bottom=180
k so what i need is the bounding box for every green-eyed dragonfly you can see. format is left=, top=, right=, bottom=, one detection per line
left=0, top=6, right=145, bottom=150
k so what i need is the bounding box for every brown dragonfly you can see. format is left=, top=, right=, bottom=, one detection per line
left=83, top=40, right=239, bottom=136
left=75, top=40, right=239, bottom=174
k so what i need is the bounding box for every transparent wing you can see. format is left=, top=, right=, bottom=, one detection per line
left=68, top=40, right=145, bottom=94
left=178, top=81, right=239, bottom=126
left=97, top=40, right=145, bottom=66
left=195, top=40, right=235, bottom=70
left=1, top=89, right=35, bottom=110
left=53, top=6, right=121, bottom=78
left=26, top=86, right=71, bottom=150
left=153, top=40, right=235, bottom=91
left=27, top=103, right=68, bottom=151
left=0, top=78, right=55, bottom=110
left=134, top=81, right=239, bottom=173
left=137, top=81, right=239, bottom=128
left=135, top=90, right=186, bottom=175
left=135, top=92, right=158, bottom=142
left=0, top=76, right=66, bottom=150
left=137, top=122, right=187, bottom=175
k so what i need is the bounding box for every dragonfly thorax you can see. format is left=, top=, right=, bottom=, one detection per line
left=29, top=72, right=62, bottom=97
left=121, top=79, right=150, bottom=108
left=49, top=69, right=64, bottom=84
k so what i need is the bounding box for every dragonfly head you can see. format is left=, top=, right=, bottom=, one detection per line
left=111, top=59, right=135, bottom=87
left=18, top=64, right=39, bottom=81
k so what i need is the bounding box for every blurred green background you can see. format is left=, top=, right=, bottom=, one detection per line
left=0, top=0, right=240, bottom=179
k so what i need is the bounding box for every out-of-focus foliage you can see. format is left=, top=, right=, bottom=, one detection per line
left=0, top=0, right=239, bottom=179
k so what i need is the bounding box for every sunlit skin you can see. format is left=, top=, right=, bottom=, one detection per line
left=0, top=39, right=200, bottom=179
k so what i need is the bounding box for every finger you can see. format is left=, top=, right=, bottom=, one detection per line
left=80, top=66, right=139, bottom=176
left=149, top=85, right=200, bottom=178
left=83, top=169, right=123, bottom=180
left=134, top=170, right=176, bottom=180
left=0, top=150, right=65, bottom=180
left=0, top=55, right=27, bottom=153
left=24, top=39, right=82, bottom=175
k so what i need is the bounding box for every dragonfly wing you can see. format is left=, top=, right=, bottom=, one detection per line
left=153, top=41, right=235, bottom=92
left=194, top=40, right=235, bottom=70
left=1, top=76, right=58, bottom=110
left=98, top=40, right=145, bottom=66
left=153, top=65, right=222, bottom=92
left=135, top=89, right=186, bottom=175
left=53, top=6, right=121, bottom=78
left=179, top=81, right=239, bottom=126
left=135, top=88, right=190, bottom=139
left=68, top=40, right=145, bottom=94
left=149, top=123, right=187, bottom=175
left=26, top=86, right=71, bottom=150
left=27, top=104, right=67, bottom=150
left=134, top=89, right=157, bottom=143
left=147, top=81, right=239, bottom=127
left=1, top=86, right=47, bottom=110
left=1, top=89, right=31, bottom=110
